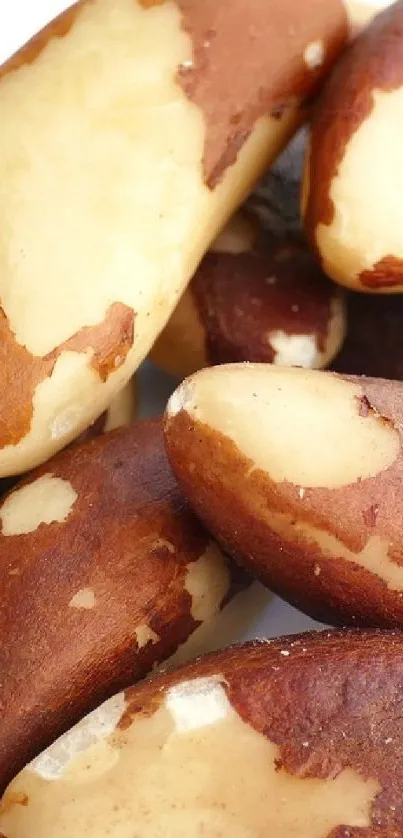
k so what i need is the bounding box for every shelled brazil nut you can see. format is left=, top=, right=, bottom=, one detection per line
left=151, top=215, right=346, bottom=379
left=303, top=0, right=403, bottom=292
left=1, top=631, right=403, bottom=836
left=165, top=363, right=403, bottom=628
left=0, top=418, right=271, bottom=793
left=0, top=0, right=363, bottom=479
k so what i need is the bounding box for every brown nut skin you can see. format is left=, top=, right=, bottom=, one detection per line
left=0, top=0, right=352, bottom=480
left=332, top=292, right=403, bottom=380
left=2, top=630, right=403, bottom=836
left=0, top=418, right=248, bottom=795
left=151, top=224, right=346, bottom=380
left=0, top=379, right=138, bottom=500
left=165, top=364, right=403, bottom=630
left=303, top=1, right=403, bottom=293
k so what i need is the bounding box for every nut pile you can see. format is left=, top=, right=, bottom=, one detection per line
left=1, top=1, right=403, bottom=835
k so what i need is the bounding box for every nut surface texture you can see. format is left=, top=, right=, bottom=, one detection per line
left=165, top=364, right=403, bottom=627
left=0, top=418, right=247, bottom=793
left=1, top=632, right=403, bottom=836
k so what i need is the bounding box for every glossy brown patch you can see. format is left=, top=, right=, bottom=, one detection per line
left=0, top=303, right=134, bottom=448
left=192, top=233, right=337, bottom=364
left=305, top=3, right=403, bottom=250
left=360, top=256, right=403, bottom=289
left=121, top=631, right=403, bottom=834
left=0, top=419, right=246, bottom=794
left=0, top=2, right=84, bottom=79
left=332, top=292, right=403, bottom=380
left=164, top=375, right=403, bottom=629
left=176, top=0, right=348, bottom=187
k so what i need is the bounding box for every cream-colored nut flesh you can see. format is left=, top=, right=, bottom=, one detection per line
left=315, top=88, right=403, bottom=291
left=303, top=2, right=403, bottom=294
left=0, top=677, right=377, bottom=837
left=103, top=377, right=137, bottom=432
left=1, top=0, right=310, bottom=478
left=167, top=365, right=399, bottom=489
left=0, top=474, right=77, bottom=536
left=345, top=0, right=395, bottom=33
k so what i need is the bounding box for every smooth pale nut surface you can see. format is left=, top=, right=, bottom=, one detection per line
left=29, top=692, right=127, bottom=783
left=168, top=365, right=399, bottom=488
left=1, top=0, right=301, bottom=477
left=185, top=543, right=230, bottom=623
left=103, top=379, right=137, bottom=432
left=0, top=0, right=200, bottom=358
left=0, top=678, right=377, bottom=837
left=316, top=88, right=403, bottom=290
left=0, top=474, right=77, bottom=536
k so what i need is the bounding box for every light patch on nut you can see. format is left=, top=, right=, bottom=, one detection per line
left=266, top=507, right=403, bottom=591
left=29, top=692, right=127, bottom=781
left=166, top=676, right=228, bottom=733
left=152, top=538, right=176, bottom=554
left=166, top=377, right=196, bottom=419
left=176, top=365, right=400, bottom=489
left=50, top=406, right=84, bottom=442
left=269, top=331, right=318, bottom=369
left=162, top=583, right=272, bottom=670
left=0, top=475, right=77, bottom=536
left=316, top=88, right=403, bottom=289
left=2, top=678, right=379, bottom=836
left=303, top=40, right=325, bottom=70
left=134, top=625, right=160, bottom=649
left=185, top=542, right=230, bottom=622
left=69, top=588, right=96, bottom=610
left=103, top=379, right=137, bottom=432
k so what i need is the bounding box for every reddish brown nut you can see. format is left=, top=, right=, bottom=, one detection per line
left=0, top=418, right=255, bottom=794
left=333, top=292, right=403, bottom=379
left=303, top=1, right=403, bottom=293
left=151, top=217, right=346, bottom=379
left=165, top=363, right=403, bottom=629
left=2, top=630, right=403, bottom=836
left=0, top=0, right=356, bottom=479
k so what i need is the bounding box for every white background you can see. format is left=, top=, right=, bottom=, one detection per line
left=0, top=0, right=326, bottom=641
